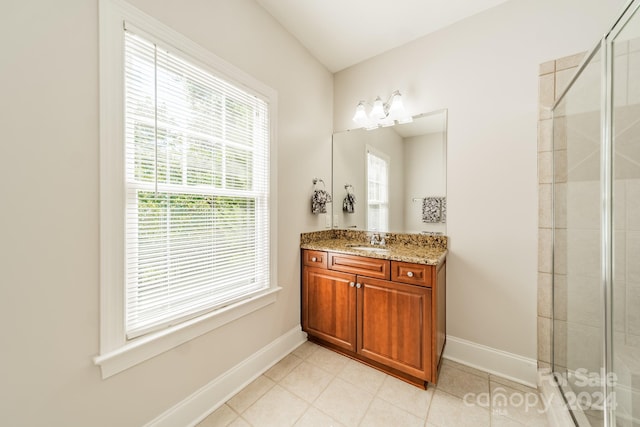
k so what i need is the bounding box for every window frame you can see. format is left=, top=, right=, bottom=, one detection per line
left=365, top=145, right=390, bottom=232
left=95, top=0, right=279, bottom=379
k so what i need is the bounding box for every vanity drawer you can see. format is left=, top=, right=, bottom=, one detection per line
left=391, top=261, right=433, bottom=287
left=303, top=250, right=328, bottom=268
left=328, top=252, right=390, bottom=280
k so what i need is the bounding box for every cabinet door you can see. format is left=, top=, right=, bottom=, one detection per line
left=357, top=277, right=432, bottom=380
left=302, top=266, right=357, bottom=352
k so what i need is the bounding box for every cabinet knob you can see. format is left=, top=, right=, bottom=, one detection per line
left=407, top=271, right=414, bottom=278
left=311, top=257, right=317, bottom=262
left=349, top=282, right=355, bottom=287
left=356, top=283, right=362, bottom=289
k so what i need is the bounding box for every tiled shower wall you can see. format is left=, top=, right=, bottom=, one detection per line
left=537, top=52, right=586, bottom=370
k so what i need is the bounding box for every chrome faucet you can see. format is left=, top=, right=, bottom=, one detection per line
left=370, top=233, right=386, bottom=246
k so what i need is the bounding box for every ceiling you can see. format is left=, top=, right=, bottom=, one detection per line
left=255, top=0, right=511, bottom=72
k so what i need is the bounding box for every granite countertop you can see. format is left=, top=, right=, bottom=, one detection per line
left=300, top=230, right=447, bottom=266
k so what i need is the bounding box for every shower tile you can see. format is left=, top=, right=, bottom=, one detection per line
left=566, top=228, right=600, bottom=278
left=538, top=228, right=553, bottom=274
left=626, top=286, right=640, bottom=337
left=555, top=68, right=577, bottom=100
left=538, top=316, right=551, bottom=364
left=614, top=180, right=627, bottom=232
left=614, top=55, right=630, bottom=109
left=539, top=184, right=552, bottom=229
left=556, top=52, right=586, bottom=71
left=628, top=51, right=640, bottom=105
left=538, top=73, right=555, bottom=120
left=614, top=280, right=627, bottom=333
left=553, top=319, right=567, bottom=368
left=538, top=272, right=552, bottom=318
left=553, top=274, right=568, bottom=321
left=553, top=116, right=567, bottom=150
left=566, top=181, right=600, bottom=230
left=554, top=182, right=567, bottom=229
left=567, top=275, right=601, bottom=328
left=614, top=40, right=629, bottom=56
left=539, top=60, right=555, bottom=76
left=627, top=180, right=640, bottom=231
left=615, top=231, right=627, bottom=283
left=554, top=149, right=568, bottom=184
left=538, top=151, right=553, bottom=184
left=554, top=228, right=567, bottom=276
left=538, top=119, right=552, bottom=152
left=627, top=232, right=640, bottom=283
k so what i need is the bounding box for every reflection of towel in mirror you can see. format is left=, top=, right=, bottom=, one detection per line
left=422, top=197, right=446, bottom=223
left=343, top=193, right=356, bottom=213
left=440, top=198, right=447, bottom=223
left=312, top=189, right=332, bottom=214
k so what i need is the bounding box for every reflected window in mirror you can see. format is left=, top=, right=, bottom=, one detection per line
left=366, top=145, right=389, bottom=232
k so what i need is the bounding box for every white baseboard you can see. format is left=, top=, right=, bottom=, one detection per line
left=145, top=325, right=308, bottom=427
left=443, top=335, right=538, bottom=388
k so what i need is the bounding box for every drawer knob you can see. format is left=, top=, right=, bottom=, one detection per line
left=311, top=257, right=317, bottom=262
left=407, top=271, right=414, bottom=278
left=349, top=282, right=355, bottom=287
left=356, top=283, right=362, bottom=289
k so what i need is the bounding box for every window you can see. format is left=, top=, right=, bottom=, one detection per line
left=366, top=146, right=389, bottom=232
left=96, top=0, right=278, bottom=378
left=123, top=30, right=270, bottom=338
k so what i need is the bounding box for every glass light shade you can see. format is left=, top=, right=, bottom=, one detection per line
left=369, top=97, right=386, bottom=121
left=387, top=92, right=405, bottom=120
left=352, top=102, right=369, bottom=127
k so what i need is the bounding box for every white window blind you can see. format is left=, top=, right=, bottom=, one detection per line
left=366, top=148, right=389, bottom=232
left=123, top=29, right=270, bottom=339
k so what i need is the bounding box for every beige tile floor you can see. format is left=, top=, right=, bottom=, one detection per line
left=198, top=341, right=551, bottom=427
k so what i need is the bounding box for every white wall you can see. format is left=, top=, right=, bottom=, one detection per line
left=0, top=0, right=332, bottom=425
left=334, top=0, right=626, bottom=365
left=403, top=133, right=447, bottom=234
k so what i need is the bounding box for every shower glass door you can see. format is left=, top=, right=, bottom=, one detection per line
left=611, top=3, right=640, bottom=426
left=553, top=44, right=606, bottom=426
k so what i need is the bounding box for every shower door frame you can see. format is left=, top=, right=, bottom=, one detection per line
left=550, top=0, right=640, bottom=425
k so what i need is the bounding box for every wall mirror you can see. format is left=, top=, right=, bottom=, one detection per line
left=332, top=109, right=447, bottom=234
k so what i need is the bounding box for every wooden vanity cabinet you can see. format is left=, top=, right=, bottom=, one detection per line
left=302, top=266, right=356, bottom=352
left=301, top=250, right=446, bottom=388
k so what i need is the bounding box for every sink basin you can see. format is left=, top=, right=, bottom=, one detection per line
left=347, top=246, right=390, bottom=253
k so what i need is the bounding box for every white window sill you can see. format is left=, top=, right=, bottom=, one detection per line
left=94, top=286, right=281, bottom=379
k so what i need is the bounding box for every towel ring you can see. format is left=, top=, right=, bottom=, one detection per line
left=313, top=178, right=326, bottom=190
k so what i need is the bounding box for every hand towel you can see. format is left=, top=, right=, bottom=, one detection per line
left=312, top=189, right=332, bottom=214
left=343, top=193, right=356, bottom=214
left=422, top=197, right=446, bottom=223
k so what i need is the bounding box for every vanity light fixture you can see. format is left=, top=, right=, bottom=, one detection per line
left=352, top=90, right=413, bottom=130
